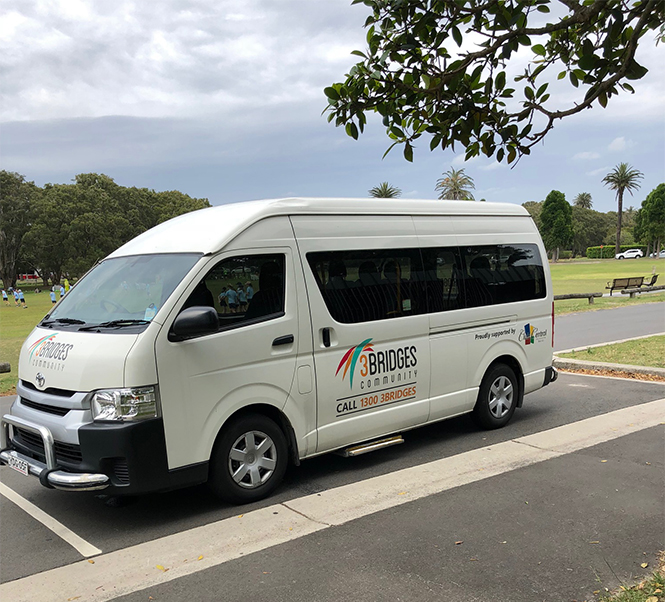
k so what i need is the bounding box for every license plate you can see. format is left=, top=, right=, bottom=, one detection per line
left=7, top=455, right=29, bottom=476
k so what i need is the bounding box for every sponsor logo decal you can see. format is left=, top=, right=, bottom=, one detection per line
left=334, top=339, right=419, bottom=417
left=27, top=334, right=74, bottom=372
left=519, top=323, right=548, bottom=345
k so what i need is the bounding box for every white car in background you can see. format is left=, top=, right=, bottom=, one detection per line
left=615, top=248, right=644, bottom=259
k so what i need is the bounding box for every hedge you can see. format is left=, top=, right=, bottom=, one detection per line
left=586, top=245, right=647, bottom=258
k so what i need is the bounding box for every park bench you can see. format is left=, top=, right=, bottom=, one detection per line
left=606, top=276, right=643, bottom=296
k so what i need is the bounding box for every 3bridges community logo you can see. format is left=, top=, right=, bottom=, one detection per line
left=335, top=338, right=418, bottom=390
left=28, top=334, right=74, bottom=370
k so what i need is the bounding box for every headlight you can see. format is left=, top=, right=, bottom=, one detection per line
left=91, top=386, right=158, bottom=421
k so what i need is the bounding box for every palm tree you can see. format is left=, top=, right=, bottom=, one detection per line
left=573, top=192, right=593, bottom=209
left=369, top=182, right=402, bottom=198
left=436, top=167, right=475, bottom=200
left=602, top=163, right=644, bottom=254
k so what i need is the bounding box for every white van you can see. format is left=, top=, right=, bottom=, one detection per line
left=1, top=199, right=557, bottom=503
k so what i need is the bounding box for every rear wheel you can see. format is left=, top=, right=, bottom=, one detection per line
left=473, top=364, right=519, bottom=430
left=208, top=413, right=288, bottom=504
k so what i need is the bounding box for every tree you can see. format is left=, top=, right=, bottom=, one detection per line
left=571, top=206, right=611, bottom=257
left=573, top=192, right=593, bottom=209
left=602, top=162, right=644, bottom=254
left=325, top=0, right=664, bottom=164
left=635, top=184, right=665, bottom=255
left=369, top=182, right=402, bottom=198
left=436, top=167, right=475, bottom=200
left=0, top=171, right=37, bottom=289
left=540, top=190, right=572, bottom=261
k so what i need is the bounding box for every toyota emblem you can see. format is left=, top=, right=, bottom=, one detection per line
left=35, top=373, right=45, bottom=388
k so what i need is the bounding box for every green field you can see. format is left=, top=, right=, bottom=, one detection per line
left=549, top=256, right=663, bottom=294
left=558, top=335, right=665, bottom=368
left=2, top=259, right=664, bottom=395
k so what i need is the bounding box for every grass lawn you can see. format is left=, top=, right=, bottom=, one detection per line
left=549, top=256, right=663, bottom=295
left=558, top=335, right=665, bottom=368
left=554, top=291, right=665, bottom=315
left=0, top=289, right=55, bottom=395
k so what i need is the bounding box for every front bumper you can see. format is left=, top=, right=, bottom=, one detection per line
left=0, top=414, right=109, bottom=491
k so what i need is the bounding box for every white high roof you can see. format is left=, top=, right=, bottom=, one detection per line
left=109, top=197, right=529, bottom=258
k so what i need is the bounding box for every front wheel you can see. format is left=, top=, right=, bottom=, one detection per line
left=473, top=364, right=519, bottom=430
left=208, top=414, right=288, bottom=504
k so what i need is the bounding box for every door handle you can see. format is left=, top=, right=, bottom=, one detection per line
left=272, top=334, right=294, bottom=347
left=322, top=327, right=331, bottom=348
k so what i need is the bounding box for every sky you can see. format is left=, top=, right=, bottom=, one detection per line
left=1, top=0, right=664, bottom=214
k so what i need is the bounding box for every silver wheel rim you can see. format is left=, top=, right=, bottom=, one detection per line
left=228, top=430, right=277, bottom=489
left=488, top=375, right=514, bottom=419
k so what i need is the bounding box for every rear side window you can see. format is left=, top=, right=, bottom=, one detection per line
left=307, top=249, right=426, bottom=323
left=459, top=244, right=546, bottom=307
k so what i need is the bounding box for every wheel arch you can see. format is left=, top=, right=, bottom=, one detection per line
left=483, top=354, right=525, bottom=408
left=215, top=403, right=300, bottom=466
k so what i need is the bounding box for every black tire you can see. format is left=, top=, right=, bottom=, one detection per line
left=473, top=364, right=519, bottom=430
left=208, top=413, right=288, bottom=504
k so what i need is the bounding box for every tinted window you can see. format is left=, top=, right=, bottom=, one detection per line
left=459, top=244, right=546, bottom=307
left=307, top=249, right=426, bottom=323
left=419, top=247, right=465, bottom=313
left=181, top=254, right=285, bottom=331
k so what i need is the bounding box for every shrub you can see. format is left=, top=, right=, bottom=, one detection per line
left=586, top=245, right=647, bottom=258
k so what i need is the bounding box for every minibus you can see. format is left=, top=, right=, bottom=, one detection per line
left=1, top=198, right=557, bottom=503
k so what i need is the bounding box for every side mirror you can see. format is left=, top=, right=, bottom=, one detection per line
left=170, top=307, right=218, bottom=340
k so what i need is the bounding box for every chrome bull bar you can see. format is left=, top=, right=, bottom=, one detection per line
left=0, top=414, right=109, bottom=491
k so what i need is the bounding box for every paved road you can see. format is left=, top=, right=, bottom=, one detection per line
left=554, top=301, right=664, bottom=351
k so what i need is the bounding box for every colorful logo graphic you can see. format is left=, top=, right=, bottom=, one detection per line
left=523, top=324, right=535, bottom=345
left=28, top=333, right=74, bottom=364
left=28, top=334, right=58, bottom=360
left=335, top=338, right=374, bottom=389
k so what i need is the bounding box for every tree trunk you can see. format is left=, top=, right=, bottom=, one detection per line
left=615, top=190, right=624, bottom=255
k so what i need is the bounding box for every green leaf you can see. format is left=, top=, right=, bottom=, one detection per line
left=507, top=146, right=517, bottom=164
left=495, top=71, right=506, bottom=90
left=536, top=83, right=549, bottom=97
left=569, top=72, right=579, bottom=88
left=403, top=143, right=413, bottom=162
left=525, top=86, right=534, bottom=99
left=557, top=70, right=566, bottom=80
left=350, top=50, right=367, bottom=58
left=537, top=5, right=550, bottom=12
left=598, top=91, right=608, bottom=108
left=532, top=44, right=546, bottom=56
left=323, top=87, right=340, bottom=101
left=452, top=26, right=463, bottom=47
left=345, top=122, right=359, bottom=140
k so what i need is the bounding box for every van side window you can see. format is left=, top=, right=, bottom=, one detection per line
left=419, top=247, right=465, bottom=312
left=307, top=249, right=426, bottom=323
left=459, top=244, right=546, bottom=307
left=181, top=254, right=285, bottom=330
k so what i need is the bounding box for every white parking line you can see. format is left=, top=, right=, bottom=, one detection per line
left=2, top=397, right=663, bottom=602
left=0, top=482, right=101, bottom=558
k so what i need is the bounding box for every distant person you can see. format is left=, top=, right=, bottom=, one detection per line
left=59, top=285, right=65, bottom=299
left=64, top=278, right=71, bottom=292
left=225, top=286, right=238, bottom=313
left=50, top=289, right=57, bottom=304
left=237, top=283, right=247, bottom=312
left=18, top=288, right=27, bottom=309
left=13, top=289, right=20, bottom=307
left=218, top=287, right=228, bottom=314
left=245, top=282, right=254, bottom=302
left=1, top=289, right=8, bottom=306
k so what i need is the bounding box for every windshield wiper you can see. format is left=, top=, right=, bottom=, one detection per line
left=79, top=319, right=150, bottom=331
left=41, top=317, right=86, bottom=327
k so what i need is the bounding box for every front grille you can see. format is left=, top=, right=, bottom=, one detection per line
left=13, top=427, right=83, bottom=464
left=20, top=398, right=70, bottom=417
left=20, top=380, right=76, bottom=398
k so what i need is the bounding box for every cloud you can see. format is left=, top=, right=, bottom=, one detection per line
left=608, top=136, right=635, bottom=152
left=572, top=151, right=601, bottom=160
left=586, top=166, right=611, bottom=177
left=479, top=161, right=502, bottom=171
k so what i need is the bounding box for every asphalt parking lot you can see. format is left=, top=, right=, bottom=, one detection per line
left=1, top=372, right=663, bottom=601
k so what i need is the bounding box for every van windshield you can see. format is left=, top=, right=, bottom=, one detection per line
left=43, top=253, right=201, bottom=331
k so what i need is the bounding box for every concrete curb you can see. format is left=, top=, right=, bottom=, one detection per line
left=553, top=356, right=665, bottom=378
